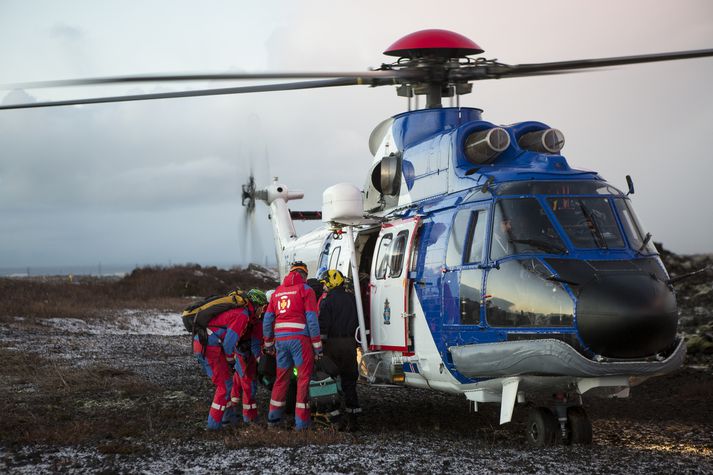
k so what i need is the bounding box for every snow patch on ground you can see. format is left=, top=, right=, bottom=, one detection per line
left=3, top=439, right=711, bottom=474
left=42, top=310, right=186, bottom=336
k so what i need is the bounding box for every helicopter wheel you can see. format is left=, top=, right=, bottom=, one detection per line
left=526, top=407, right=558, bottom=447
left=561, top=406, right=593, bottom=445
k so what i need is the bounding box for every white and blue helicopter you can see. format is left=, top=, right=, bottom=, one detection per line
left=3, top=29, right=712, bottom=445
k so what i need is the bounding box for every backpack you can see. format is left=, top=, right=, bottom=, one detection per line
left=183, top=291, right=247, bottom=353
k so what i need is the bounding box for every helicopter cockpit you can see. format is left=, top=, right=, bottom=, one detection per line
left=464, top=179, right=658, bottom=259
left=443, top=179, right=675, bottom=361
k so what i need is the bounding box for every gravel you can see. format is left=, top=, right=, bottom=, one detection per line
left=1, top=310, right=712, bottom=474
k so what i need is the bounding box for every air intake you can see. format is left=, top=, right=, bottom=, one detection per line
left=518, top=128, right=565, bottom=154
left=464, top=128, right=511, bottom=164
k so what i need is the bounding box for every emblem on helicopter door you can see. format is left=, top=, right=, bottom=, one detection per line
left=383, top=298, right=391, bottom=325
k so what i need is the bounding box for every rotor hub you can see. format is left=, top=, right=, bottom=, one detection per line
left=384, top=29, right=484, bottom=59
left=241, top=176, right=256, bottom=212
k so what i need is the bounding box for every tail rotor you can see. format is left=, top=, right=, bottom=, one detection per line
left=238, top=151, right=270, bottom=266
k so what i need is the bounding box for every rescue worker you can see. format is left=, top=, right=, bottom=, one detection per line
left=192, top=296, right=252, bottom=430
left=263, top=261, right=321, bottom=430
left=230, top=289, right=268, bottom=424
left=306, top=277, right=324, bottom=303
left=317, top=269, right=362, bottom=431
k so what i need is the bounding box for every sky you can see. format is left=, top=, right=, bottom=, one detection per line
left=0, top=0, right=712, bottom=269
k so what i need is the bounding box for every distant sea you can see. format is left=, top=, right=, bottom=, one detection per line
left=0, top=262, right=242, bottom=278
left=0, top=264, right=136, bottom=278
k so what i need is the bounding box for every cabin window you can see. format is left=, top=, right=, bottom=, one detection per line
left=548, top=197, right=625, bottom=249
left=329, top=246, right=341, bottom=270
left=375, top=233, right=393, bottom=280
left=490, top=198, right=566, bottom=260
left=389, top=230, right=409, bottom=278
left=410, top=226, right=421, bottom=273
left=485, top=259, right=574, bottom=327
left=318, top=241, right=331, bottom=272
left=614, top=199, right=657, bottom=254
left=459, top=269, right=483, bottom=325
left=446, top=210, right=470, bottom=267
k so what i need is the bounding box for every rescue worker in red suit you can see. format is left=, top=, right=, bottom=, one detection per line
left=230, top=289, right=268, bottom=423
left=318, top=269, right=362, bottom=431
left=263, top=261, right=321, bottom=430
left=193, top=289, right=266, bottom=430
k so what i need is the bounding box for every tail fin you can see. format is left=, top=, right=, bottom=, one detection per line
left=247, top=177, right=304, bottom=275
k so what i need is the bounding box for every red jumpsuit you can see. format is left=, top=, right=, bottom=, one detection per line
left=230, top=310, right=263, bottom=423
left=193, top=307, right=250, bottom=430
left=263, top=270, right=321, bottom=430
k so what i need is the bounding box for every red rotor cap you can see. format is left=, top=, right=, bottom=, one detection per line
left=384, top=29, right=484, bottom=58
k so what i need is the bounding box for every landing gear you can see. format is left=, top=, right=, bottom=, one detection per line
left=561, top=406, right=593, bottom=445
left=526, top=407, right=558, bottom=446
left=525, top=404, right=593, bottom=446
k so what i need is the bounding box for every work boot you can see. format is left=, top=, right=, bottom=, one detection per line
left=222, top=408, right=241, bottom=427
left=343, top=407, right=361, bottom=432
left=346, top=413, right=359, bottom=432
left=336, top=414, right=348, bottom=432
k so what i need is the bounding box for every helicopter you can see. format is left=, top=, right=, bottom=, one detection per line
left=2, top=29, right=712, bottom=446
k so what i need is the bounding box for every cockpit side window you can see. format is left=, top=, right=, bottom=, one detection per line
left=614, top=198, right=657, bottom=254
left=465, top=209, right=487, bottom=264
left=447, top=208, right=489, bottom=266
left=491, top=198, right=566, bottom=260
left=446, top=210, right=470, bottom=267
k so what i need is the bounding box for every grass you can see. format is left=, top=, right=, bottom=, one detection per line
left=223, top=423, right=353, bottom=448
left=0, top=264, right=277, bottom=321
left=0, top=339, right=359, bottom=449
left=0, top=347, right=170, bottom=446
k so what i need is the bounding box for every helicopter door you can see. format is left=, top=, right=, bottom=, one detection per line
left=369, top=217, right=420, bottom=351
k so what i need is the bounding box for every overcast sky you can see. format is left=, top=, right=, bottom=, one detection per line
left=1, top=0, right=712, bottom=269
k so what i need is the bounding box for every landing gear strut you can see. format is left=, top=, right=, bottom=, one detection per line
left=559, top=406, right=593, bottom=445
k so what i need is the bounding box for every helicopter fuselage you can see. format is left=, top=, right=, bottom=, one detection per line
left=261, top=106, right=685, bottom=425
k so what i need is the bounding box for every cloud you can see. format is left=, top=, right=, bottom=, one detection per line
left=1, top=89, right=36, bottom=105
left=0, top=0, right=712, bottom=269
left=50, top=24, right=83, bottom=42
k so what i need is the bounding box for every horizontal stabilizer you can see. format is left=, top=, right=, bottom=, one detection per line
left=289, top=210, right=322, bottom=220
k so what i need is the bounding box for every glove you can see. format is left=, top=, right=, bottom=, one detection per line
left=263, top=346, right=276, bottom=356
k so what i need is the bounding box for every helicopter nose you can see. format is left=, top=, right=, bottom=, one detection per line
left=576, top=274, right=678, bottom=359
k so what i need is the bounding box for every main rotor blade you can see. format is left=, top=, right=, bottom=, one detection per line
left=0, top=77, right=395, bottom=110
left=9, top=70, right=415, bottom=89
left=455, top=48, right=713, bottom=80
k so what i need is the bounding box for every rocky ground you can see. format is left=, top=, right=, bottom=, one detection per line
left=0, top=256, right=712, bottom=474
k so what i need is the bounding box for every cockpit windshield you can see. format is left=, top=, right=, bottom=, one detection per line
left=496, top=180, right=624, bottom=196
left=547, top=197, right=625, bottom=249
left=491, top=198, right=566, bottom=260
left=485, top=181, right=656, bottom=256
